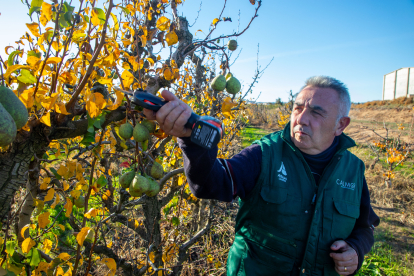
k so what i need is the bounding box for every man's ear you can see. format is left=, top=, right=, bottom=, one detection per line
left=334, top=116, right=350, bottom=136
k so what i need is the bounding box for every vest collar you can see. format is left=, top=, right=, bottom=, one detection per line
left=280, top=122, right=356, bottom=155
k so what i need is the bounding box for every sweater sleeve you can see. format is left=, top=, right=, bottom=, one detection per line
left=345, top=177, right=380, bottom=275
left=178, top=137, right=262, bottom=202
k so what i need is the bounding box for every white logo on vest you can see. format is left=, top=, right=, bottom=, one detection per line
left=277, top=162, right=287, bottom=182
left=336, top=179, right=356, bottom=190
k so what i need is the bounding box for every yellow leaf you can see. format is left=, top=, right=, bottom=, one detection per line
left=58, top=224, right=65, bottom=231
left=121, top=70, right=134, bottom=89
left=146, top=58, right=155, bottom=66
left=164, top=68, right=173, bottom=80
left=157, top=55, right=161, bottom=61
left=55, top=102, right=71, bottom=115
left=57, top=165, right=68, bottom=177
left=44, top=188, right=55, bottom=202
left=106, top=90, right=124, bottom=111
left=43, top=239, right=53, bottom=254
left=56, top=266, right=64, bottom=276
left=46, top=57, right=62, bottom=64
left=77, top=227, right=91, bottom=246
left=40, top=112, right=51, bottom=127
left=64, top=198, right=73, bottom=217
left=4, top=65, right=31, bottom=82
left=63, top=181, right=70, bottom=191
left=35, top=262, right=50, bottom=274
left=41, top=92, right=59, bottom=110
left=249, top=0, right=256, bottom=4
left=156, top=16, right=170, bottom=31
left=86, top=92, right=107, bottom=118
left=91, top=8, right=100, bottom=26
left=51, top=41, right=62, bottom=52
left=195, top=29, right=203, bottom=36
left=38, top=211, right=50, bottom=229
left=165, top=31, right=178, bottom=46
left=212, top=18, right=220, bottom=26
left=84, top=208, right=98, bottom=219
left=26, top=23, right=41, bottom=37
left=70, top=190, right=81, bottom=199
left=21, top=225, right=30, bottom=239
left=101, top=258, right=117, bottom=276
left=40, top=177, right=51, bottom=190
left=22, top=237, right=36, bottom=253
left=57, top=252, right=71, bottom=261
left=221, top=97, right=238, bottom=119
left=42, top=2, right=53, bottom=20
left=51, top=193, right=60, bottom=209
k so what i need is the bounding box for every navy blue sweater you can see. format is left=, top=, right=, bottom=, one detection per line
left=178, top=135, right=380, bottom=274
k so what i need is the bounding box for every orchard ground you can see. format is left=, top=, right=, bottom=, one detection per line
left=236, top=100, right=414, bottom=276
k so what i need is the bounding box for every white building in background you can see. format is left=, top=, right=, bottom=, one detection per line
left=383, top=67, right=414, bottom=100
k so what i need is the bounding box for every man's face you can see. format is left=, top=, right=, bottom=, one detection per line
left=290, top=86, right=349, bottom=155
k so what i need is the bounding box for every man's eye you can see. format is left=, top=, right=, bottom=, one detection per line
left=312, top=110, right=321, bottom=116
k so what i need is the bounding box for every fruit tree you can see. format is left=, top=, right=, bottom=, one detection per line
left=0, top=0, right=263, bottom=275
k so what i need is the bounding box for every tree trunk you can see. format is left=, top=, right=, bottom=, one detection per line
left=0, top=131, right=48, bottom=220
left=142, top=196, right=163, bottom=266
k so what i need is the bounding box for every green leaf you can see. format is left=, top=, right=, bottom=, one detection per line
left=119, top=6, right=130, bottom=16
left=17, top=70, right=37, bottom=84
left=163, top=207, right=171, bottom=216
left=97, top=175, right=108, bottom=188
left=29, top=0, right=43, bottom=16
left=83, top=14, right=90, bottom=23
left=6, top=241, right=16, bottom=257
left=81, top=131, right=96, bottom=146
left=50, top=167, right=62, bottom=180
left=171, top=217, right=180, bottom=226
left=93, top=113, right=105, bottom=129
left=27, top=50, right=41, bottom=58
left=94, top=8, right=106, bottom=24
left=7, top=50, right=22, bottom=66
left=28, top=248, right=41, bottom=267
left=64, top=11, right=73, bottom=26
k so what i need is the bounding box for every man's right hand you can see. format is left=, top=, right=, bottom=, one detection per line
left=142, top=90, right=193, bottom=138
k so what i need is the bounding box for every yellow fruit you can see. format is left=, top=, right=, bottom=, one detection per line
left=0, top=86, right=29, bottom=129
left=133, top=124, right=150, bottom=142
left=0, top=102, right=17, bottom=147
left=226, top=76, right=241, bottom=94
left=119, top=123, right=133, bottom=140
left=211, top=75, right=226, bottom=91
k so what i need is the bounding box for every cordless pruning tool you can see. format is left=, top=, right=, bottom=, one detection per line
left=116, top=88, right=224, bottom=150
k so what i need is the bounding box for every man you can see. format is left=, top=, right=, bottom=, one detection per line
left=143, top=76, right=380, bottom=276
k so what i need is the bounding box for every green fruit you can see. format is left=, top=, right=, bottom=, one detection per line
left=133, top=124, right=150, bottom=142
left=226, top=76, right=241, bottom=94
left=145, top=177, right=161, bottom=197
left=150, top=162, right=164, bottom=179
left=0, top=86, right=29, bottom=129
left=119, top=171, right=135, bottom=188
left=130, top=174, right=149, bottom=195
left=74, top=196, right=85, bottom=208
left=129, top=188, right=143, bottom=198
left=141, top=119, right=156, bottom=133
left=211, top=75, right=226, bottom=91
left=119, top=123, right=133, bottom=140
left=227, top=40, right=237, bottom=51
left=0, top=102, right=17, bottom=147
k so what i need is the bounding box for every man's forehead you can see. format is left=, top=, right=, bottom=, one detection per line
left=296, top=86, right=340, bottom=106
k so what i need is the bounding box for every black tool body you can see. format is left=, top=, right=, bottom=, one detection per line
left=131, top=89, right=223, bottom=150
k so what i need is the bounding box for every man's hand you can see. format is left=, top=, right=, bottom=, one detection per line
left=329, top=240, right=358, bottom=275
left=142, top=90, right=192, bottom=138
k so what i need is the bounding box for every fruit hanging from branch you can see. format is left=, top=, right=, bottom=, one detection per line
left=227, top=39, right=238, bottom=51
left=119, top=123, right=134, bottom=140
left=226, top=75, right=241, bottom=94
left=133, top=124, right=150, bottom=142
left=211, top=75, right=227, bottom=91
left=119, top=171, right=135, bottom=189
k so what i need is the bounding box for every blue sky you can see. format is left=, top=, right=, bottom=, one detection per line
left=2, top=0, right=414, bottom=102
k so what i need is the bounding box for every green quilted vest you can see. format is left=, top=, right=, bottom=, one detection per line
left=227, top=123, right=364, bottom=276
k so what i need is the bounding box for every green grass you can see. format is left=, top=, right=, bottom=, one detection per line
left=240, top=126, right=273, bottom=148
left=357, top=229, right=412, bottom=276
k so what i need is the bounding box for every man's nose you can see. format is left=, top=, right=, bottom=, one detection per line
left=296, top=109, right=309, bottom=126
